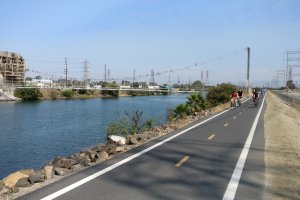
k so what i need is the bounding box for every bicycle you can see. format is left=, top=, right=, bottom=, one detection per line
left=237, top=97, right=242, bottom=107
left=253, top=97, right=258, bottom=107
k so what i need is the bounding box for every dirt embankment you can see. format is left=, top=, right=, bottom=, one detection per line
left=264, top=92, right=300, bottom=200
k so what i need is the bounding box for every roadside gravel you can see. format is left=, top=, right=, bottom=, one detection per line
left=264, top=92, right=300, bottom=200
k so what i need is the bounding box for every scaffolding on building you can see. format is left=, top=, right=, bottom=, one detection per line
left=0, top=51, right=26, bottom=86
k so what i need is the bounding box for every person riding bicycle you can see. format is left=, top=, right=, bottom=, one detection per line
left=237, top=88, right=243, bottom=106
left=252, top=89, right=259, bottom=102
left=230, top=90, right=238, bottom=108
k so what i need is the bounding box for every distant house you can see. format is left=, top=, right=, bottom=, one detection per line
left=120, top=85, right=131, bottom=90
left=93, top=85, right=102, bottom=89
left=147, top=85, right=160, bottom=90
left=26, top=79, right=53, bottom=88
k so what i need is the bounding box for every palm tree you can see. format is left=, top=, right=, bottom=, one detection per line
left=186, top=93, right=207, bottom=113
left=173, top=103, right=190, bottom=119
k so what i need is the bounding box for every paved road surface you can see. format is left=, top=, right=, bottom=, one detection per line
left=18, top=97, right=266, bottom=200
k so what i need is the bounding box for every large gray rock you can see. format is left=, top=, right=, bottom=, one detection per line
left=2, top=169, right=34, bottom=189
left=73, top=153, right=84, bottom=162
left=61, top=158, right=77, bottom=169
left=16, top=177, right=31, bottom=187
left=78, top=156, right=91, bottom=167
left=126, top=135, right=138, bottom=145
left=107, top=135, right=126, bottom=145
left=54, top=167, right=69, bottom=176
left=95, top=151, right=109, bottom=161
left=90, top=144, right=105, bottom=152
left=70, top=164, right=82, bottom=171
left=51, top=157, right=63, bottom=168
left=28, top=171, right=45, bottom=184
left=43, top=166, right=54, bottom=180
left=0, top=185, right=17, bottom=195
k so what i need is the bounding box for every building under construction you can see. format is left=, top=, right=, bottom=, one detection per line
left=0, top=51, right=26, bottom=86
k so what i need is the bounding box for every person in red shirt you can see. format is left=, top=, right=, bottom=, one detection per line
left=230, top=90, right=238, bottom=109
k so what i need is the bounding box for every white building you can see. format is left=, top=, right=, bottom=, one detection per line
left=26, top=79, right=53, bottom=88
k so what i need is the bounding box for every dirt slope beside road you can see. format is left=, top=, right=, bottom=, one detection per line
left=264, top=92, right=300, bottom=200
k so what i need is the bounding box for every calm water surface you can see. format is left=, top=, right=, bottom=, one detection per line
left=0, top=94, right=188, bottom=179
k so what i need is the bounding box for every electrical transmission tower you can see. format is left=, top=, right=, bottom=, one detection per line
left=64, top=57, right=68, bottom=88
left=286, top=51, right=300, bottom=84
left=83, top=59, right=89, bottom=87
left=150, top=69, right=155, bottom=86
left=107, top=68, right=110, bottom=83
left=200, top=70, right=204, bottom=84
left=104, top=64, right=107, bottom=82
left=133, top=69, right=136, bottom=83
left=206, top=70, right=209, bottom=86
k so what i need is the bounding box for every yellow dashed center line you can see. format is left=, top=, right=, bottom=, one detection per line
left=224, top=123, right=229, bottom=127
left=175, top=156, right=190, bottom=167
left=208, top=134, right=215, bottom=140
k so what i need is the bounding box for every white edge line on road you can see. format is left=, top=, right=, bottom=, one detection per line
left=222, top=95, right=266, bottom=200
left=41, top=107, right=231, bottom=200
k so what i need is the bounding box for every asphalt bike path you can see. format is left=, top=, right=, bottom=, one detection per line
left=18, top=96, right=266, bottom=200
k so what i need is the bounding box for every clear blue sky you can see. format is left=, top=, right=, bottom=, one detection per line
left=1, top=0, right=300, bottom=86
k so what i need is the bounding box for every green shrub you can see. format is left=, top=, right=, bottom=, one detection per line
left=173, top=103, right=190, bottom=119
left=14, top=88, right=43, bottom=101
left=106, top=116, right=131, bottom=136
left=77, top=89, right=88, bottom=95
left=206, top=83, right=236, bottom=107
left=62, top=90, right=75, bottom=98
left=49, top=90, right=58, bottom=100
left=101, top=90, right=119, bottom=97
left=128, top=91, right=138, bottom=96
left=106, top=110, right=153, bottom=137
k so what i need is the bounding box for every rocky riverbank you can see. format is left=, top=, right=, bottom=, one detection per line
left=0, top=91, right=20, bottom=101
left=0, top=103, right=228, bottom=200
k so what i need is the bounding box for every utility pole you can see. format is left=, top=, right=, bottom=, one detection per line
left=64, top=57, right=68, bottom=88
left=246, top=47, right=250, bottom=94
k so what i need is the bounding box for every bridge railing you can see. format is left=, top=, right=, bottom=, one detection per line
left=271, top=90, right=300, bottom=108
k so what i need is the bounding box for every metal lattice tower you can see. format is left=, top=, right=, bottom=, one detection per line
left=83, top=59, right=89, bottom=87
left=108, top=68, right=110, bottom=83
left=133, top=69, right=136, bottom=83
left=206, top=70, right=209, bottom=86
left=200, top=70, right=204, bottom=84
left=104, top=64, right=107, bottom=82
left=286, top=51, right=300, bottom=83
left=150, top=69, right=155, bottom=85
left=64, top=58, right=68, bottom=87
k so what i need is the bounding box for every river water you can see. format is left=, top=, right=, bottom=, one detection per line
left=0, top=94, right=188, bottom=179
